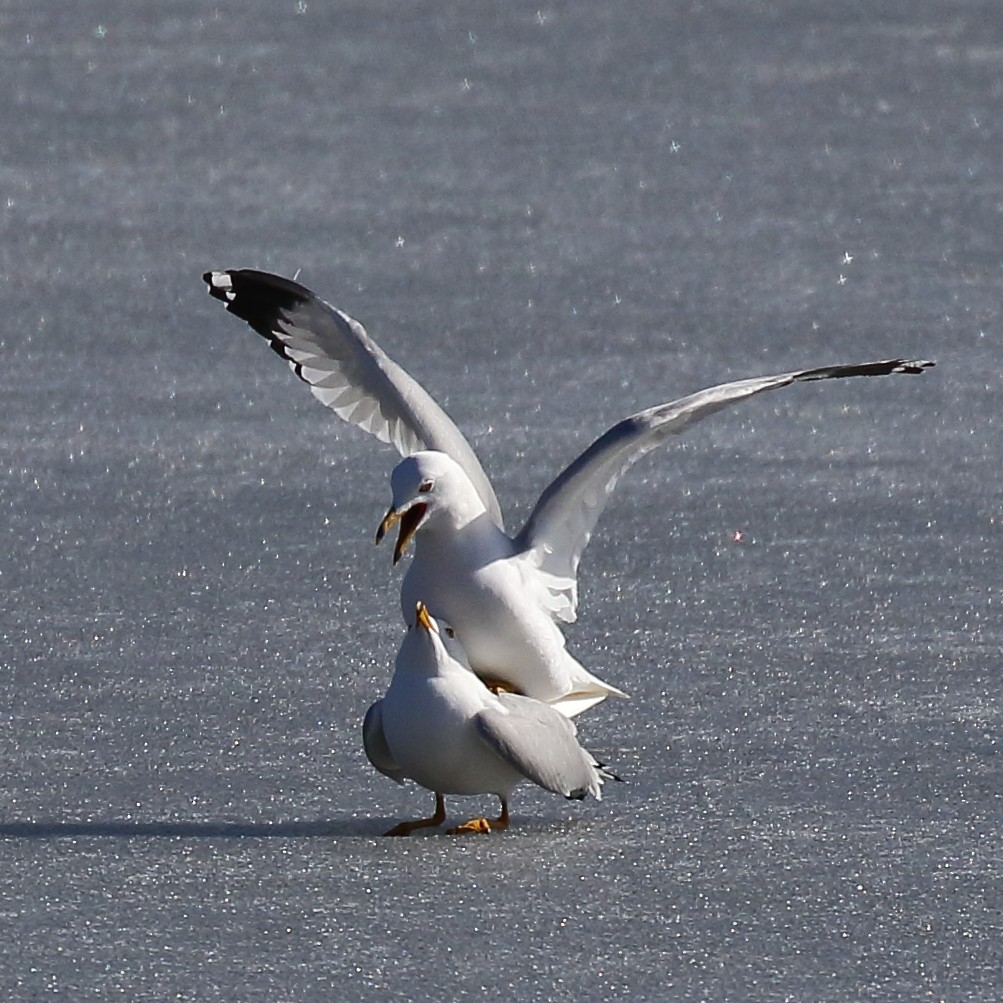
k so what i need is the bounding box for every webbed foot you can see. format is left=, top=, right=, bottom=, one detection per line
left=446, top=798, right=510, bottom=835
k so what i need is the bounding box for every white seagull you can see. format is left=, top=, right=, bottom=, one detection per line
left=363, top=601, right=616, bottom=836
left=204, top=268, right=934, bottom=715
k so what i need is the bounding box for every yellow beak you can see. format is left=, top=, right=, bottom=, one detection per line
left=375, top=506, right=399, bottom=545
left=375, top=503, right=427, bottom=565
left=415, top=601, right=436, bottom=634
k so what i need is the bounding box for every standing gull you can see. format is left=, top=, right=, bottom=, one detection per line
left=204, top=269, right=934, bottom=714
left=363, top=602, right=616, bottom=836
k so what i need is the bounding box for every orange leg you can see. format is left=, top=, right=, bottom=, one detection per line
left=447, top=797, right=510, bottom=835
left=383, top=792, right=447, bottom=837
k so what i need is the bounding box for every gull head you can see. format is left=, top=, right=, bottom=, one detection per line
left=404, top=600, right=473, bottom=672
left=375, top=451, right=486, bottom=564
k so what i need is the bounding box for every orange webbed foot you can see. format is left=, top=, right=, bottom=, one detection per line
left=446, top=817, right=492, bottom=835
left=446, top=798, right=510, bottom=836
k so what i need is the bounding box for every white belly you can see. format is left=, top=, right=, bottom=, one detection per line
left=400, top=549, right=576, bottom=700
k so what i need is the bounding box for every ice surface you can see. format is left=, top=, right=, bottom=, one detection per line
left=1, top=2, right=1000, bottom=1000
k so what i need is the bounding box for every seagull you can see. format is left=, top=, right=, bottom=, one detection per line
left=204, top=268, right=934, bottom=714
left=363, top=602, right=617, bottom=836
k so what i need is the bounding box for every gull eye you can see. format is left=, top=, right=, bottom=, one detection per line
left=444, top=626, right=455, bottom=638
left=418, top=480, right=434, bottom=493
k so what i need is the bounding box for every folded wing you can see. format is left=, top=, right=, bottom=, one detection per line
left=475, top=693, right=605, bottom=800
left=363, top=700, right=406, bottom=785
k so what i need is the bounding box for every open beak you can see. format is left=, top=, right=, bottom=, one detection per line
left=415, top=601, right=437, bottom=634
left=375, top=503, right=427, bottom=565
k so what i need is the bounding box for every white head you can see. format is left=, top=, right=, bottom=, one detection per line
left=396, top=600, right=474, bottom=675
left=375, top=451, right=487, bottom=564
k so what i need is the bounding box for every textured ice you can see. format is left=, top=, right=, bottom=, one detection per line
left=2, top=2, right=1000, bottom=1001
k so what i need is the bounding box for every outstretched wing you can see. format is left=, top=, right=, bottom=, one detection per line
left=204, top=269, right=503, bottom=526
left=475, top=694, right=605, bottom=800
left=515, top=359, right=935, bottom=622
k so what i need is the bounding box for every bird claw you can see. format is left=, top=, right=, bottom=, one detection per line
left=447, top=817, right=493, bottom=835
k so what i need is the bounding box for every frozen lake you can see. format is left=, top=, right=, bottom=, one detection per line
left=2, top=1, right=1000, bottom=999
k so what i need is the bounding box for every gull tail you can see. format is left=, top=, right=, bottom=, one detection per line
left=553, top=675, right=630, bottom=719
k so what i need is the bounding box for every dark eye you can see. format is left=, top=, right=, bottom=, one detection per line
left=444, top=626, right=455, bottom=638
left=418, top=480, right=433, bottom=493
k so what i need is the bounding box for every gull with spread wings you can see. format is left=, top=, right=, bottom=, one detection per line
left=204, top=268, right=933, bottom=716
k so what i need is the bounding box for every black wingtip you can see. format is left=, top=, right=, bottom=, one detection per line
left=595, top=760, right=626, bottom=784
left=203, top=269, right=233, bottom=303
left=203, top=267, right=316, bottom=306
left=892, top=359, right=936, bottom=375
left=798, top=358, right=936, bottom=383
left=202, top=268, right=317, bottom=347
left=606, top=770, right=626, bottom=785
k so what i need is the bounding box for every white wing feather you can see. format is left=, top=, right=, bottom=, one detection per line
left=515, top=359, right=935, bottom=622
left=204, top=269, right=503, bottom=526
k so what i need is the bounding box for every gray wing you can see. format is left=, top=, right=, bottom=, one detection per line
left=475, top=693, right=604, bottom=800
left=514, top=358, right=935, bottom=622
left=362, top=700, right=406, bottom=785
left=204, top=269, right=503, bottom=527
